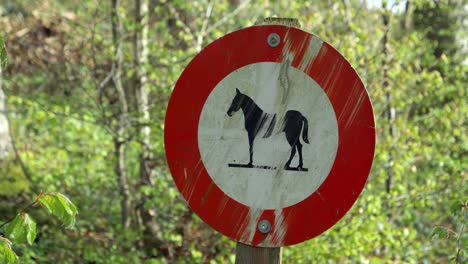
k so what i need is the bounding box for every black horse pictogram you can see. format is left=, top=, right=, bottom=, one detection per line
left=226, top=88, right=309, bottom=171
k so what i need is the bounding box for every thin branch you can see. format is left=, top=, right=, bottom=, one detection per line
left=1, top=92, right=169, bottom=131
left=168, top=3, right=197, bottom=44
left=205, top=0, right=251, bottom=34
left=196, top=0, right=214, bottom=52
left=147, top=53, right=194, bottom=68
left=434, top=225, right=459, bottom=237
left=455, top=223, right=465, bottom=262
left=97, top=67, right=114, bottom=94
left=66, top=63, right=114, bottom=133
left=0, top=195, right=41, bottom=229
left=2, top=78, right=39, bottom=192
left=341, top=0, right=353, bottom=28
left=5, top=113, right=36, bottom=190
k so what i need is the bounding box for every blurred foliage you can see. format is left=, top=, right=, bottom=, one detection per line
left=0, top=0, right=466, bottom=263
left=0, top=192, right=77, bottom=263
left=0, top=237, right=18, bottom=264
left=0, top=159, right=30, bottom=197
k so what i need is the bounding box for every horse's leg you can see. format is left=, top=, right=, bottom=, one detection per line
left=247, top=132, right=254, bottom=166
left=285, top=143, right=296, bottom=169
left=297, top=142, right=303, bottom=169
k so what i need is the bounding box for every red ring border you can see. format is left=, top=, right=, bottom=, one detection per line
left=164, top=25, right=375, bottom=247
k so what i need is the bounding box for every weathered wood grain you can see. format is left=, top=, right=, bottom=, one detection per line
left=254, top=17, right=301, bottom=28
left=235, top=242, right=282, bottom=264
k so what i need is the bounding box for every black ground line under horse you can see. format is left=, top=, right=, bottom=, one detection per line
left=226, top=88, right=309, bottom=171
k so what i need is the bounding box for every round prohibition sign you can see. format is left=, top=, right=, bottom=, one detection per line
left=165, top=25, right=375, bottom=247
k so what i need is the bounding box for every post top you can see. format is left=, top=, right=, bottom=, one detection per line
left=254, top=17, right=301, bottom=28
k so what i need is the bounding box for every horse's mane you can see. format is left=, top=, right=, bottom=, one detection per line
left=240, top=93, right=262, bottom=113
left=240, top=92, right=253, bottom=103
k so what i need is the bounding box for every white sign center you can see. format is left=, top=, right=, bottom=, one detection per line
left=198, top=62, right=338, bottom=209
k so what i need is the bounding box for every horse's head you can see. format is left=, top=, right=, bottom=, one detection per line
left=227, top=88, right=244, bottom=116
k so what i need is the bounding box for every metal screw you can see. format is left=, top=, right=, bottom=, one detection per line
left=258, top=219, right=272, bottom=234
left=267, top=33, right=280, bottom=48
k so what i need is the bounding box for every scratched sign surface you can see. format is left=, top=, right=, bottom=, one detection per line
left=165, top=25, right=375, bottom=247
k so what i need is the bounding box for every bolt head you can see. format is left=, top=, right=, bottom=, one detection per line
left=267, top=33, right=281, bottom=48
left=258, top=219, right=272, bottom=234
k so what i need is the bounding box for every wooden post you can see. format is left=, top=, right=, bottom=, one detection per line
left=233, top=17, right=300, bottom=264
left=254, top=17, right=301, bottom=28
left=235, top=242, right=282, bottom=264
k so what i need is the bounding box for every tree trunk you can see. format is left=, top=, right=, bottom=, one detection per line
left=115, top=139, right=131, bottom=228
left=0, top=48, right=34, bottom=194
left=402, top=0, right=413, bottom=31
left=381, top=1, right=395, bottom=195
left=112, top=0, right=131, bottom=228
left=0, top=63, right=12, bottom=160
left=135, top=0, right=164, bottom=254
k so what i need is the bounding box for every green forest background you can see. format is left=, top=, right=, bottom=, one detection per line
left=0, top=0, right=466, bottom=263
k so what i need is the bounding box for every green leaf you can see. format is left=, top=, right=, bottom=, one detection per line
left=3, top=213, right=37, bottom=245
left=0, top=36, right=7, bottom=68
left=38, top=192, right=78, bottom=228
left=430, top=226, right=455, bottom=241
left=450, top=199, right=465, bottom=216
left=0, top=238, right=18, bottom=264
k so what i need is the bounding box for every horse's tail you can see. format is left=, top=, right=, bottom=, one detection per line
left=302, top=115, right=309, bottom=144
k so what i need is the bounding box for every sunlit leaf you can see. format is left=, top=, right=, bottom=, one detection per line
left=38, top=192, right=78, bottom=228
left=0, top=238, right=18, bottom=264
left=3, top=213, right=37, bottom=245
